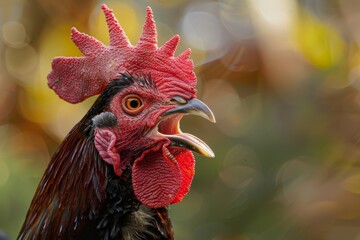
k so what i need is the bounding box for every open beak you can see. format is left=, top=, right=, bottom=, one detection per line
left=150, top=98, right=216, bottom=158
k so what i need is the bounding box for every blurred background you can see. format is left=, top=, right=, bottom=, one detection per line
left=1, top=0, right=360, bottom=239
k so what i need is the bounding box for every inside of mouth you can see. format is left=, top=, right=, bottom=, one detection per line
left=157, top=114, right=214, bottom=158
left=158, top=115, right=183, bottom=135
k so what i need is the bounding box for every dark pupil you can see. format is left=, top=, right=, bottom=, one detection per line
left=129, top=99, right=140, bottom=108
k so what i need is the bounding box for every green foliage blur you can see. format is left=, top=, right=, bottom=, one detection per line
left=1, top=0, right=360, bottom=239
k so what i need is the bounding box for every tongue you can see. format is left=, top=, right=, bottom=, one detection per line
left=132, top=145, right=181, bottom=208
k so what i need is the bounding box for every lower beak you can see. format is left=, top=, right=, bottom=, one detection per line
left=159, top=98, right=216, bottom=158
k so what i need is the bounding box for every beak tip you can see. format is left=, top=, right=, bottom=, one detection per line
left=203, top=148, right=215, bottom=158
left=207, top=108, right=216, bottom=123
left=205, top=109, right=216, bottom=123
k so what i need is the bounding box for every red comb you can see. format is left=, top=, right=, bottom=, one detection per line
left=47, top=4, right=197, bottom=103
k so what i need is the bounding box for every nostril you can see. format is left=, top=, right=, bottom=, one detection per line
left=170, top=96, right=187, bottom=105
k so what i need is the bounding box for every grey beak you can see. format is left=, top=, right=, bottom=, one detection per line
left=162, top=98, right=216, bottom=123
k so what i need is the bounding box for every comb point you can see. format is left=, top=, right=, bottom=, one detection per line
left=101, top=3, right=112, bottom=13
left=177, top=48, right=191, bottom=60
left=70, top=27, right=105, bottom=56
left=101, top=3, right=131, bottom=47
left=159, top=35, right=180, bottom=56
left=137, top=6, right=157, bottom=49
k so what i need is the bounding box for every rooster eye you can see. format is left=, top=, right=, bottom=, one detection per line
left=122, top=94, right=144, bottom=115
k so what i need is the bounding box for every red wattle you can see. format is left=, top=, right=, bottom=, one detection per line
left=132, top=147, right=181, bottom=208
left=171, top=151, right=195, bottom=204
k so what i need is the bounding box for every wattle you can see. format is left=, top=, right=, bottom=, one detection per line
left=132, top=145, right=195, bottom=208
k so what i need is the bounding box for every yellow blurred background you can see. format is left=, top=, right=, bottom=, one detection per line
left=1, top=0, right=360, bottom=239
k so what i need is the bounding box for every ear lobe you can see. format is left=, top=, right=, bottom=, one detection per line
left=94, top=128, right=122, bottom=176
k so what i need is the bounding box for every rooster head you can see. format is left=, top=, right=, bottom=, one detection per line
left=47, top=4, right=215, bottom=208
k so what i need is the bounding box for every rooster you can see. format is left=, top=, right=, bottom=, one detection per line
left=18, top=4, right=215, bottom=240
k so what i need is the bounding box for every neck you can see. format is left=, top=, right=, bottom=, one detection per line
left=79, top=167, right=138, bottom=239
left=18, top=120, right=174, bottom=240
left=76, top=166, right=174, bottom=240
left=18, top=117, right=110, bottom=239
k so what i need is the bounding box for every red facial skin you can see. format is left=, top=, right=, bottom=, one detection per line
left=94, top=83, right=195, bottom=208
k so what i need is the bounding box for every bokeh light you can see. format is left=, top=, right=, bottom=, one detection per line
left=2, top=21, right=27, bottom=48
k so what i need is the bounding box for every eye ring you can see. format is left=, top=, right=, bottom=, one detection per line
left=122, top=94, right=144, bottom=115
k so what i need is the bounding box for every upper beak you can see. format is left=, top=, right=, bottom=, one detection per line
left=159, top=98, right=216, bottom=158
left=162, top=98, right=216, bottom=123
